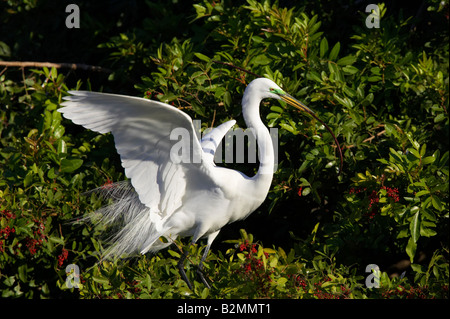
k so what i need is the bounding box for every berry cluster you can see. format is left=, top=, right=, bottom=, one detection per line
left=348, top=187, right=367, bottom=194
left=115, top=280, right=141, bottom=299
left=0, top=226, right=16, bottom=253
left=0, top=209, right=48, bottom=256
left=289, top=274, right=307, bottom=289
left=289, top=274, right=352, bottom=299
left=381, top=285, right=439, bottom=299
left=127, top=280, right=141, bottom=294
left=25, top=238, right=40, bottom=255
left=349, top=186, right=401, bottom=220
left=101, top=177, right=114, bottom=189
left=235, top=240, right=273, bottom=295
left=381, top=186, right=400, bottom=202
left=0, top=210, right=17, bottom=252
left=25, top=219, right=46, bottom=255
left=57, top=248, right=69, bottom=267
left=312, top=278, right=351, bottom=299
left=1, top=210, right=16, bottom=220
left=239, top=241, right=269, bottom=272
left=368, top=190, right=379, bottom=209
left=0, top=225, right=15, bottom=239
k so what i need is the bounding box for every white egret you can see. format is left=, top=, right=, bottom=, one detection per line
left=59, top=77, right=340, bottom=289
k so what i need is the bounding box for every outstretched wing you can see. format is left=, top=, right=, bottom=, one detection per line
left=59, top=91, right=218, bottom=218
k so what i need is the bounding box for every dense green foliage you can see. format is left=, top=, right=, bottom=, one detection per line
left=0, top=0, right=448, bottom=299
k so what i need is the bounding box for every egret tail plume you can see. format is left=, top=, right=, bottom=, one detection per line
left=80, top=181, right=172, bottom=260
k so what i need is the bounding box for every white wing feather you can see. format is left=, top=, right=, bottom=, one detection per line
left=59, top=91, right=220, bottom=220
left=200, top=120, right=236, bottom=163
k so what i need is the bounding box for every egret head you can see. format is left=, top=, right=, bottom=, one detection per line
left=245, top=77, right=344, bottom=175
left=245, top=78, right=315, bottom=117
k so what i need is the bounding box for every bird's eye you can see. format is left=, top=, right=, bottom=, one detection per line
left=270, top=88, right=283, bottom=95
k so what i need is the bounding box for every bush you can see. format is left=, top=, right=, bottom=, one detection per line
left=1, top=0, right=448, bottom=299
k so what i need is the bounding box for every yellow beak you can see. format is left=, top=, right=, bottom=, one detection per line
left=280, top=94, right=315, bottom=117
left=279, top=92, right=344, bottom=175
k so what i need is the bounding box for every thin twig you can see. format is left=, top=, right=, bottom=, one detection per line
left=345, top=129, right=386, bottom=149
left=0, top=61, right=112, bottom=73
left=0, top=66, right=7, bottom=77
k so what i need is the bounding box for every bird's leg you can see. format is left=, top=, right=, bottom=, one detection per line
left=177, top=249, right=193, bottom=290
left=196, top=244, right=211, bottom=289
left=177, top=244, right=209, bottom=290
left=196, top=230, right=219, bottom=289
left=177, top=231, right=219, bottom=290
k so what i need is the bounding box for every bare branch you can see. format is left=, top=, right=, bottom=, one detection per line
left=0, top=61, right=112, bottom=73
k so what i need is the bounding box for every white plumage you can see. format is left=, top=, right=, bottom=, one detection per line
left=59, top=78, right=314, bottom=289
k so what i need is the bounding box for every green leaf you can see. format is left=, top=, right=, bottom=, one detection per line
left=342, top=65, right=358, bottom=74
left=223, top=91, right=232, bottom=108
left=18, top=264, right=28, bottom=283
left=415, top=190, right=430, bottom=197
left=333, top=92, right=353, bottom=108
left=408, top=148, right=421, bottom=159
left=434, top=113, right=446, bottom=123
left=410, top=263, right=425, bottom=273
left=328, top=42, right=340, bottom=61
left=307, top=71, right=322, bottom=83
left=406, top=237, right=417, bottom=263
left=53, top=125, right=65, bottom=139
left=0, top=41, right=11, bottom=57
left=263, top=248, right=277, bottom=254
left=200, top=287, right=209, bottom=299
left=302, top=187, right=311, bottom=196
left=319, top=37, right=328, bottom=58
left=321, top=280, right=335, bottom=288
left=277, top=277, right=288, bottom=287
left=167, top=250, right=180, bottom=258
left=280, top=123, right=296, bottom=134
left=368, top=75, right=382, bottom=82
left=409, top=211, right=420, bottom=243
left=431, top=195, right=443, bottom=210
left=93, top=276, right=110, bottom=285
left=422, top=156, right=436, bottom=165
left=144, top=274, right=152, bottom=291
left=336, top=55, right=356, bottom=66
left=60, top=158, right=83, bottom=173
left=389, top=148, right=404, bottom=162
left=406, top=133, right=420, bottom=150
left=361, top=93, right=374, bottom=106
left=194, top=52, right=210, bottom=62
left=267, top=113, right=280, bottom=120
left=420, top=225, right=437, bottom=237
left=57, top=139, right=67, bottom=155
left=270, top=106, right=284, bottom=113
left=51, top=67, right=57, bottom=80
left=193, top=4, right=207, bottom=17
left=23, top=170, right=34, bottom=188
left=420, top=144, right=427, bottom=157
left=250, top=54, right=271, bottom=66
left=49, top=236, right=65, bottom=245
left=47, top=167, right=58, bottom=179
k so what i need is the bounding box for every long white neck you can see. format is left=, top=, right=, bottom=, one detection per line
left=242, top=90, right=275, bottom=178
